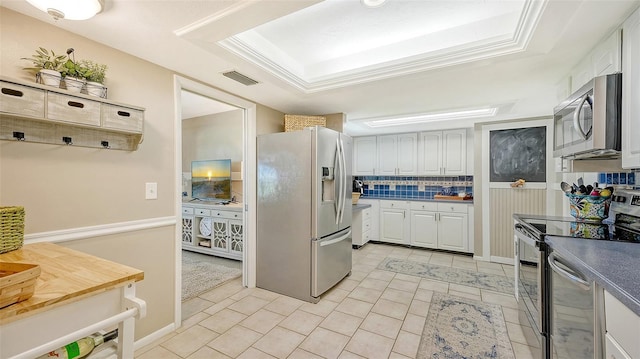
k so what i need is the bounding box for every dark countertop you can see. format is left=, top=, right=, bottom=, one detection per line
left=352, top=203, right=372, bottom=211
left=359, top=196, right=473, bottom=204
left=546, top=236, right=640, bottom=316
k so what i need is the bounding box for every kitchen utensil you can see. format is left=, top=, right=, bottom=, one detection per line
left=578, top=177, right=584, bottom=187
left=560, top=182, right=573, bottom=194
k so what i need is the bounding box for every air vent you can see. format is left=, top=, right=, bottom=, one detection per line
left=222, top=70, right=259, bottom=86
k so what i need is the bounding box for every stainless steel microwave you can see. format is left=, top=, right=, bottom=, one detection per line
left=553, top=73, right=622, bottom=159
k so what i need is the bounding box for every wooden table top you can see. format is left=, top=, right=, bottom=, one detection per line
left=0, top=242, right=144, bottom=323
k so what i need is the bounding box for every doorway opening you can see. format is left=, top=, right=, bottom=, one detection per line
left=173, top=75, right=257, bottom=327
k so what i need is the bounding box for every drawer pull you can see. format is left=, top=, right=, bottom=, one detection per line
left=1, top=88, right=23, bottom=97
left=67, top=101, right=85, bottom=108
left=117, top=110, right=131, bottom=117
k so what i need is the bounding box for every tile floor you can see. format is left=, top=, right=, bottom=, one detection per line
left=136, top=243, right=541, bottom=359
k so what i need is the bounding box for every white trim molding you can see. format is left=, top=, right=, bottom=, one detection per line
left=24, top=216, right=176, bottom=244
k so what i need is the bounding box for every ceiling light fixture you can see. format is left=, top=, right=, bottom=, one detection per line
left=361, top=0, right=387, bottom=8
left=25, top=0, right=104, bottom=20
left=365, top=108, right=498, bottom=128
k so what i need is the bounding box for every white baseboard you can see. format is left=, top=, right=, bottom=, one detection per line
left=490, top=255, right=515, bottom=265
left=134, top=323, right=177, bottom=352
left=25, top=216, right=177, bottom=243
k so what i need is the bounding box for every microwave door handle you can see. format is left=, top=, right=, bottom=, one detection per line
left=572, top=95, right=591, bottom=140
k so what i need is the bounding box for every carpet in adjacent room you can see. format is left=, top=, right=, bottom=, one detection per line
left=182, top=251, right=242, bottom=301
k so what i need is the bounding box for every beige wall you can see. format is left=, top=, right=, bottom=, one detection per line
left=182, top=109, right=244, bottom=200
left=257, top=104, right=284, bottom=135
left=0, top=8, right=176, bottom=338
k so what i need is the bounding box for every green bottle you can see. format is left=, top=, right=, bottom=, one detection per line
left=37, top=329, right=118, bottom=359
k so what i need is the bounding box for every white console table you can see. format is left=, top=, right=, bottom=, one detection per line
left=181, top=201, right=243, bottom=260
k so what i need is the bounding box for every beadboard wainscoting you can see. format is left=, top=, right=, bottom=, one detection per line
left=489, top=188, right=546, bottom=261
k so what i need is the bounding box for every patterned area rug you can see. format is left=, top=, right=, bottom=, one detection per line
left=182, top=254, right=242, bottom=301
left=418, top=293, right=515, bottom=359
left=378, top=258, right=514, bottom=294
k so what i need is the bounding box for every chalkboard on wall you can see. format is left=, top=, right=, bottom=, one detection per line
left=490, top=126, right=546, bottom=183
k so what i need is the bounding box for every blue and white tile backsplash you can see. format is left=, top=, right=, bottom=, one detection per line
left=354, top=176, right=473, bottom=200
left=598, top=172, right=636, bottom=187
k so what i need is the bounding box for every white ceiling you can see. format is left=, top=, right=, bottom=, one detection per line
left=181, top=90, right=238, bottom=120
left=2, top=0, right=639, bottom=135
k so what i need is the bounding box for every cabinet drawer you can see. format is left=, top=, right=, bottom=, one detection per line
left=410, top=202, right=438, bottom=211
left=362, top=208, right=371, bottom=220
left=195, top=208, right=211, bottom=216
left=182, top=207, right=194, bottom=215
left=212, top=210, right=242, bottom=220
left=102, top=104, right=144, bottom=133
left=606, top=333, right=632, bottom=359
left=362, top=230, right=371, bottom=242
left=47, top=92, right=100, bottom=126
left=437, top=203, right=469, bottom=213
left=380, top=200, right=410, bottom=209
left=0, top=81, right=45, bottom=118
left=363, top=219, right=371, bottom=232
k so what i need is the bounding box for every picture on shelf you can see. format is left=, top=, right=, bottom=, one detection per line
left=191, top=159, right=232, bottom=202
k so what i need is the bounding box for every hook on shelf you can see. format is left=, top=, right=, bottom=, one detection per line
left=62, top=136, right=73, bottom=145
left=101, top=141, right=110, bottom=149
left=13, top=132, right=25, bottom=141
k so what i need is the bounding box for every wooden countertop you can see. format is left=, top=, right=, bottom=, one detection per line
left=0, top=242, right=144, bottom=323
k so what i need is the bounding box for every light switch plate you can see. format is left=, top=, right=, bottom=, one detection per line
left=389, top=184, right=396, bottom=191
left=145, top=182, right=158, bottom=200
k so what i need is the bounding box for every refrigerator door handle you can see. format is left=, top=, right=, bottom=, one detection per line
left=338, top=136, right=347, bottom=224
left=334, top=138, right=342, bottom=225
left=320, top=230, right=352, bottom=247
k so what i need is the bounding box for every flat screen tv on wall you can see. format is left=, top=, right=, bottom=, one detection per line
left=191, top=159, right=232, bottom=202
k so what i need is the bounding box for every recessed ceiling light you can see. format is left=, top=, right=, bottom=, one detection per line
left=364, top=108, right=497, bottom=127
left=25, top=0, right=104, bottom=20
left=361, top=0, right=387, bottom=8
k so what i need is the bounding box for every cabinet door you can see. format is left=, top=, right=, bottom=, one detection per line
left=380, top=208, right=409, bottom=244
left=622, top=8, right=640, bottom=168
left=229, top=219, right=243, bottom=256
left=353, top=136, right=378, bottom=175
left=442, top=129, right=467, bottom=175
left=437, top=212, right=468, bottom=252
left=397, top=133, right=417, bottom=175
left=418, top=131, right=442, bottom=175
left=377, top=135, right=398, bottom=175
left=410, top=210, right=437, bottom=248
left=182, top=216, right=194, bottom=245
left=212, top=218, right=229, bottom=252
left=593, top=30, right=621, bottom=77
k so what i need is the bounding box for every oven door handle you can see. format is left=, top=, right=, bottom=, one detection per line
left=548, top=252, right=590, bottom=290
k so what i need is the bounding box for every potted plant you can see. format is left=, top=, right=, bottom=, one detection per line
left=21, top=47, right=67, bottom=87
left=78, top=60, right=107, bottom=98
left=60, top=48, right=88, bottom=93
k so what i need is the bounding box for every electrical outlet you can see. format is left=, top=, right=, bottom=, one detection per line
left=418, top=184, right=425, bottom=191
left=145, top=182, right=158, bottom=200
left=389, top=184, right=396, bottom=191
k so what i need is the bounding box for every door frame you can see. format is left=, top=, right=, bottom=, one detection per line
left=173, top=75, right=257, bottom=327
left=480, top=118, right=554, bottom=263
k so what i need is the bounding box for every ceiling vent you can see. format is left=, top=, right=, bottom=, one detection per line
left=222, top=70, right=259, bottom=86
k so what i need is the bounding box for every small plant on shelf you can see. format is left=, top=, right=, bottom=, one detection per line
left=21, top=47, right=67, bottom=87
left=78, top=60, right=107, bottom=84
left=60, top=48, right=87, bottom=93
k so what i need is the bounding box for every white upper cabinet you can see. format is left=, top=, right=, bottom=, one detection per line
left=622, top=7, right=640, bottom=168
left=353, top=136, right=378, bottom=175
left=418, top=129, right=467, bottom=175
left=570, top=30, right=622, bottom=93
left=377, top=133, right=417, bottom=175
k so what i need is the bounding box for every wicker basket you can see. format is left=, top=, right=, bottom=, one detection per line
left=0, top=262, right=40, bottom=308
left=1, top=206, right=25, bottom=254
left=284, top=115, right=326, bottom=132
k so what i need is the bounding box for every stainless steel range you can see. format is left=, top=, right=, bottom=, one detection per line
left=513, top=189, right=640, bottom=359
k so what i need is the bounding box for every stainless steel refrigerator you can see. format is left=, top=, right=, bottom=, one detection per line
left=257, top=126, right=352, bottom=303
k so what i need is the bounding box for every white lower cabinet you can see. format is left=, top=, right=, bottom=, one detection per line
left=604, top=290, right=640, bottom=359
left=353, top=206, right=372, bottom=247
left=380, top=201, right=410, bottom=244
left=358, top=199, right=380, bottom=241
left=380, top=200, right=470, bottom=252
left=182, top=203, right=243, bottom=260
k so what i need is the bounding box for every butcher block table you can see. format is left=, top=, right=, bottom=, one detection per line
left=0, top=242, right=146, bottom=359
